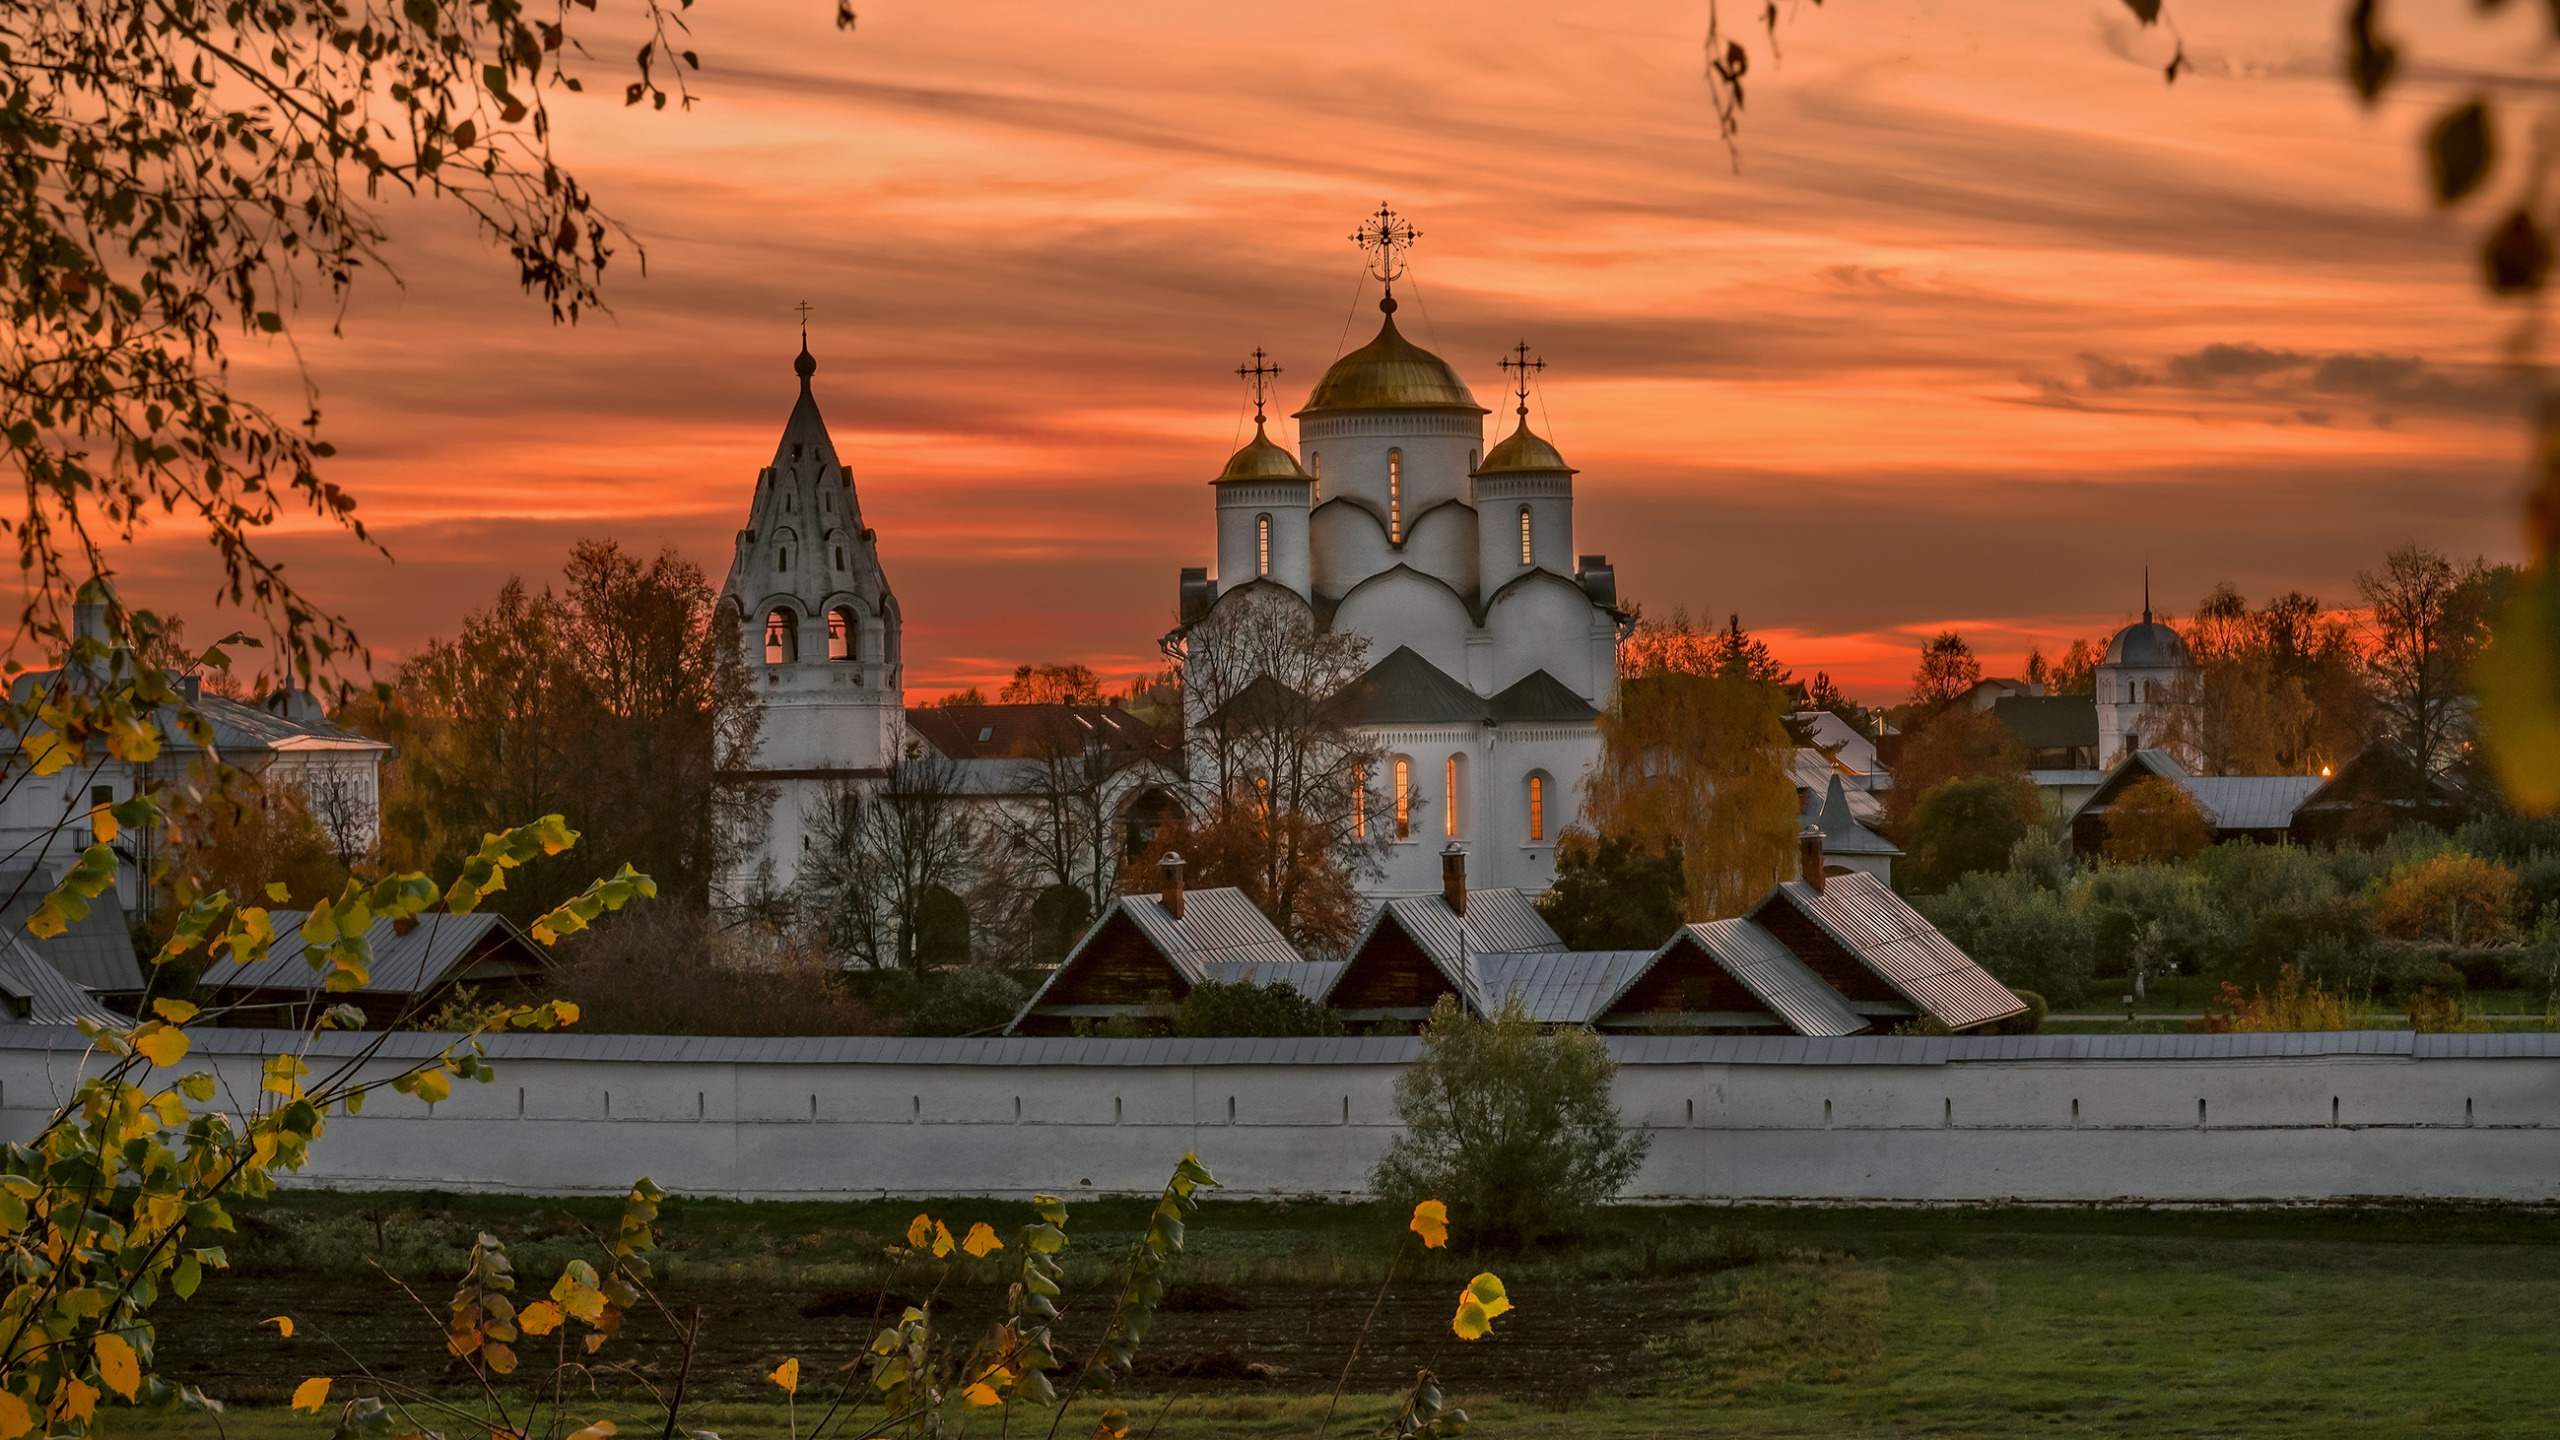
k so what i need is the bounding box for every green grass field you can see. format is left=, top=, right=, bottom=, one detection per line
left=106, top=1197, right=2560, bottom=1438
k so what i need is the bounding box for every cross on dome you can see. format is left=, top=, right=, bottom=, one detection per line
left=1351, top=203, right=1421, bottom=311
left=1498, top=341, right=1546, bottom=419
left=792, top=299, right=817, bottom=386
left=1236, top=347, right=1282, bottom=425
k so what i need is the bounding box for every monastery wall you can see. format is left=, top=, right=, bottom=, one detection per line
left=5, top=1031, right=2556, bottom=1205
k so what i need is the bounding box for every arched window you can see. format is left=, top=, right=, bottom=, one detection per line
left=763, top=608, right=798, bottom=664
left=776, top=547, right=791, bottom=573
left=1527, top=773, right=1547, bottom=842
left=1387, top=448, right=1403, bottom=544
left=1444, top=755, right=1463, bottom=838
left=1518, top=506, right=1533, bottom=565
left=1256, top=514, right=1272, bottom=577
left=834, top=546, right=846, bottom=570
left=1310, top=452, right=1321, bottom=479
left=828, top=607, right=854, bottom=661
left=1393, top=757, right=1412, bottom=840
left=1351, top=765, right=1368, bottom=839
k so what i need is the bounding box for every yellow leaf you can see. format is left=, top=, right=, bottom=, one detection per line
left=265, top=1315, right=295, bottom=1338
left=1452, top=1299, right=1491, bottom=1341
left=1409, top=1199, right=1448, bottom=1250
left=151, top=997, right=199, bottom=1023
left=133, top=1024, right=190, bottom=1068
left=932, top=1220, right=955, bottom=1259
left=905, top=1213, right=933, bottom=1248
left=517, top=1301, right=563, bottom=1336
left=410, top=1067, right=452, bottom=1105
left=1090, top=1408, right=1130, bottom=1440
left=24, top=729, right=72, bottom=777
left=0, top=1391, right=29, bottom=1440
left=770, top=1357, right=800, bottom=1395
left=58, top=1378, right=97, bottom=1422
left=1452, top=1271, right=1511, bottom=1339
left=94, top=1332, right=140, bottom=1400
left=22, top=905, right=65, bottom=941
left=554, top=1001, right=580, bottom=1026
left=1467, top=1271, right=1512, bottom=1318
left=483, top=1342, right=517, bottom=1376
left=291, top=1377, right=331, bottom=1414
left=89, top=805, right=115, bottom=843
left=566, top=1425, right=617, bottom=1440
left=962, top=1382, right=1003, bottom=1407
left=962, top=1222, right=1003, bottom=1258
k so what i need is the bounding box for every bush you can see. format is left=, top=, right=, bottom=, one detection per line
left=2372, top=853, right=2520, bottom=946
left=1901, top=776, right=2040, bottom=895
left=1538, top=835, right=1688, bottom=948
left=2198, top=965, right=2369, bottom=1032
left=548, top=906, right=879, bottom=1036
left=2102, top=777, right=2211, bottom=865
left=900, top=968, right=1027, bottom=1036
left=1919, top=870, right=2093, bottom=1004
left=1371, top=995, right=1651, bottom=1250
left=1173, top=977, right=1343, bottom=1037
left=1995, top=990, right=2048, bottom=1034
left=2084, top=863, right=2223, bottom=991
left=2194, top=841, right=2376, bottom=990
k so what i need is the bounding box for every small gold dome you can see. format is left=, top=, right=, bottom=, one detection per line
left=1475, top=415, right=1576, bottom=475
left=1295, top=311, right=1486, bottom=417
left=1215, top=421, right=1313, bottom=482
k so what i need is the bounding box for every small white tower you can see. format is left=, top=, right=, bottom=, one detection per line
left=2094, top=576, right=2192, bottom=765
left=717, top=333, right=904, bottom=903
left=1211, top=349, right=1314, bottom=599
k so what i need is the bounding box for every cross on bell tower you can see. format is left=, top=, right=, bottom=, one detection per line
left=1236, top=347, right=1282, bottom=425
left=1351, top=203, right=1421, bottom=312
left=1498, top=341, right=1546, bottom=421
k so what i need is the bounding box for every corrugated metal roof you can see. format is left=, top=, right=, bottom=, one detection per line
left=1674, top=920, right=1869, bottom=1037
left=2182, top=776, right=2326, bottom=830
left=0, top=870, right=142, bottom=992
left=200, top=910, right=524, bottom=995
left=1193, top=959, right=1344, bottom=1001
left=1761, top=873, right=2026, bottom=1032
left=1120, top=889, right=1304, bottom=976
left=1378, top=889, right=1561, bottom=970
left=0, top=936, right=124, bottom=1026
left=1476, top=949, right=1653, bottom=1023
left=0, top=1027, right=2528, bottom=1065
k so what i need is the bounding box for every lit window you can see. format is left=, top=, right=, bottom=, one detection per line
left=1519, top=506, right=1533, bottom=565
left=1352, top=765, right=1367, bottom=839
left=1528, top=775, right=1545, bottom=842
left=1445, top=756, right=1460, bottom=838
left=1256, top=514, right=1271, bottom=577
left=1388, top=448, right=1402, bottom=543
left=827, top=608, right=851, bottom=661
left=1310, top=452, right=1321, bottom=479
left=1393, top=758, right=1411, bottom=839
left=764, top=609, right=798, bottom=664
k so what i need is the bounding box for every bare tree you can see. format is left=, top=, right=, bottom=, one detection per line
left=796, top=745, right=989, bottom=973
left=1002, top=711, right=1120, bottom=916
left=2359, top=546, right=2504, bottom=787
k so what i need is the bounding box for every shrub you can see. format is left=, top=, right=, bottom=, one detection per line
left=2198, top=966, right=2370, bottom=1032
left=1173, top=977, right=1343, bottom=1037
left=901, top=968, right=1028, bottom=1036
left=2194, top=841, right=2376, bottom=990
left=549, top=906, right=878, bottom=1035
left=1371, top=995, right=1651, bottom=1250
left=1995, top=990, right=2048, bottom=1034
left=1538, top=834, right=1689, bottom=948
left=1919, top=870, right=2093, bottom=1004
left=2404, top=988, right=2490, bottom=1033
left=2102, top=777, right=2211, bottom=865
left=2373, top=853, right=2520, bottom=946
left=1901, top=776, right=2040, bottom=894
left=2083, top=863, right=2223, bottom=993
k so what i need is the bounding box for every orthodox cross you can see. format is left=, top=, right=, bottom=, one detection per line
left=1236, top=348, right=1282, bottom=424
left=1350, top=203, right=1421, bottom=291
left=794, top=299, right=814, bottom=340
left=1498, top=341, right=1545, bottom=419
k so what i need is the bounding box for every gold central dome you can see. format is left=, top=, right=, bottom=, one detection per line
left=1295, top=310, right=1486, bottom=417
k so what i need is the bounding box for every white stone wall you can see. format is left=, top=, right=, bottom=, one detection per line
left=8, top=1034, right=2556, bottom=1204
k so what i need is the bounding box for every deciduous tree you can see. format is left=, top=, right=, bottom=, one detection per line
left=2102, top=776, right=2213, bottom=866
left=1582, top=670, right=1798, bottom=920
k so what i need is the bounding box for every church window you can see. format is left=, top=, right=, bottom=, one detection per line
left=834, top=547, right=846, bottom=570
left=763, top=608, right=799, bottom=664
left=827, top=608, right=853, bottom=661
left=776, top=548, right=790, bottom=573
left=1527, top=774, right=1546, bottom=842
left=1351, top=765, right=1367, bottom=839
left=1445, top=755, right=1462, bottom=838
left=1393, top=758, right=1411, bottom=839
left=1518, top=506, right=1533, bottom=565
left=1387, top=449, right=1403, bottom=543
left=791, top=442, right=803, bottom=462
left=1256, top=514, right=1271, bottom=577
left=1310, top=452, right=1321, bottom=479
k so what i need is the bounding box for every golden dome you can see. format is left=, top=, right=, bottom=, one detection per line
left=1295, top=309, right=1486, bottom=417
left=1215, top=421, right=1313, bottom=482
left=1474, top=414, right=1576, bottom=475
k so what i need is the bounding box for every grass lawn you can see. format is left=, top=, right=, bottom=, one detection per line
left=105, top=1197, right=2560, bottom=1438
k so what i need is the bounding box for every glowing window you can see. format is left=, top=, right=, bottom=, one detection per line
left=1519, top=506, right=1533, bottom=565
left=827, top=608, right=852, bottom=661
left=1528, top=775, right=1545, bottom=842
left=1387, top=449, right=1403, bottom=543
left=1352, top=765, right=1367, bottom=839
left=1310, top=452, right=1321, bottom=479
left=1445, top=756, right=1460, bottom=838
left=1393, top=758, right=1411, bottom=839
left=1256, top=514, right=1272, bottom=577
left=763, top=608, right=798, bottom=664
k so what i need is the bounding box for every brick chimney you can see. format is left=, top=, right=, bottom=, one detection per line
left=1160, top=851, right=1186, bottom=921
left=1798, top=823, right=1828, bottom=895
left=1441, top=843, right=1467, bottom=917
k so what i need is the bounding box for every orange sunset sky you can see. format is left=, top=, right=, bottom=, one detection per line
left=125, top=0, right=2541, bottom=701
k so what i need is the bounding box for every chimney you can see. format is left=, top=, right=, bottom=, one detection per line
left=1798, top=823, right=1828, bottom=895
left=1160, top=851, right=1186, bottom=921
left=1441, top=843, right=1467, bottom=917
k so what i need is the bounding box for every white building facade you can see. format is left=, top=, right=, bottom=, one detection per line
left=2093, top=603, right=2194, bottom=766
left=1177, top=297, right=1629, bottom=898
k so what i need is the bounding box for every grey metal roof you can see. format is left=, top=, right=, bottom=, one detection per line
left=1790, top=751, right=1885, bottom=824
left=1377, top=889, right=1562, bottom=970
left=1815, top=775, right=1901, bottom=858
left=1331, top=646, right=1485, bottom=725
left=1475, top=949, right=1654, bottom=1024
left=1760, top=873, right=2026, bottom=1032
left=1486, top=670, right=1599, bottom=722
left=1117, top=889, right=1305, bottom=975
left=199, top=910, right=527, bottom=996
left=1991, top=694, right=2098, bottom=749
left=0, top=935, right=125, bottom=1026
left=2101, top=619, right=2189, bottom=668
left=1193, top=959, right=1345, bottom=1000
left=4, top=675, right=388, bottom=761
left=0, top=1028, right=2488, bottom=1066
left=1669, top=920, right=1869, bottom=1037
left=0, top=871, right=143, bottom=992
left=2183, top=776, right=2326, bottom=830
